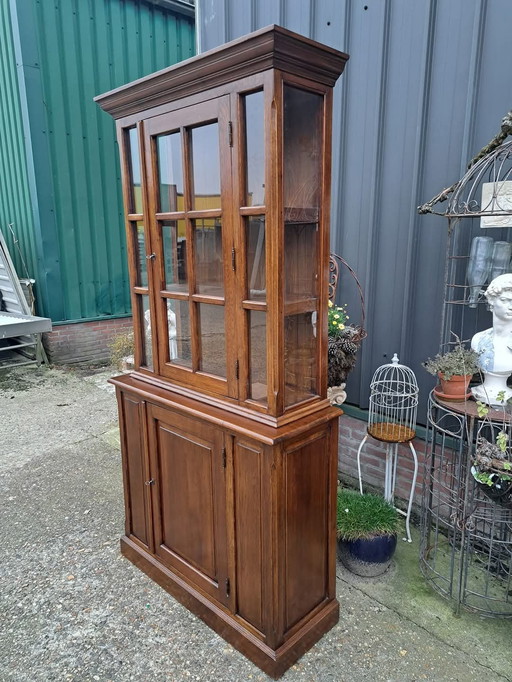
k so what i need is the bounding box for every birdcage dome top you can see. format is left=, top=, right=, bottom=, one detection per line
left=445, top=139, right=512, bottom=219
left=370, top=354, right=419, bottom=397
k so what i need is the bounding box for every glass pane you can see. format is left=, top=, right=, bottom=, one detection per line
left=283, top=87, right=323, bottom=223
left=284, top=222, right=318, bottom=302
left=128, top=128, right=143, bottom=214
left=244, top=91, right=265, bottom=206
left=162, top=220, right=188, bottom=292
left=139, top=295, right=153, bottom=371
left=157, top=132, right=184, bottom=213
left=194, top=218, right=223, bottom=296
left=284, top=312, right=318, bottom=407
left=249, top=310, right=267, bottom=404
left=133, top=221, right=148, bottom=287
left=191, top=123, right=220, bottom=210
left=246, top=216, right=266, bottom=300
left=198, top=303, right=226, bottom=377
left=167, top=299, right=192, bottom=368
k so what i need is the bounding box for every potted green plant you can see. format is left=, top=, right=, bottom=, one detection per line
left=471, top=395, right=512, bottom=508
left=336, top=488, right=399, bottom=577
left=423, top=334, right=480, bottom=401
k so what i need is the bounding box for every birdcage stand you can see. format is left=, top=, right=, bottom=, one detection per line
left=357, top=435, right=418, bottom=543
left=355, top=354, right=419, bottom=543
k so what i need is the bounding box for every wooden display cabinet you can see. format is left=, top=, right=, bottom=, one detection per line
left=96, top=26, right=348, bottom=678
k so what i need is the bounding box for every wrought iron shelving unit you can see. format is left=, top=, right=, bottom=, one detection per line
left=421, top=393, right=512, bottom=617
left=419, top=132, right=512, bottom=618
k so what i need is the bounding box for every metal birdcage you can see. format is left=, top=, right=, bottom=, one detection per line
left=357, top=354, right=419, bottom=542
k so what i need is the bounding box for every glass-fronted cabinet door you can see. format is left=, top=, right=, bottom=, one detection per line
left=121, top=125, right=154, bottom=372
left=144, top=97, right=237, bottom=397
left=282, top=84, right=327, bottom=410
left=236, top=88, right=269, bottom=410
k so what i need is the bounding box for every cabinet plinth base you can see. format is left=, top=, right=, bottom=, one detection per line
left=120, top=536, right=339, bottom=679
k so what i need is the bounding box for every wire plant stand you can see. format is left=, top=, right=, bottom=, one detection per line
left=421, top=393, right=512, bottom=617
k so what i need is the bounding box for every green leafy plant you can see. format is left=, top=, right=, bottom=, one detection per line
left=328, top=299, right=349, bottom=338
left=423, top=334, right=480, bottom=380
left=336, top=488, right=399, bottom=541
left=472, top=393, right=512, bottom=506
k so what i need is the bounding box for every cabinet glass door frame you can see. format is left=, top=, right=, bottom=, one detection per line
left=273, top=72, right=332, bottom=415
left=117, top=118, right=158, bottom=373
left=144, top=96, right=238, bottom=398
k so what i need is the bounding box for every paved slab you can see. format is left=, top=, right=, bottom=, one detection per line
left=1, top=366, right=510, bottom=682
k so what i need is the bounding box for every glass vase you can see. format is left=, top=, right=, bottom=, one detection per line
left=466, top=236, right=494, bottom=307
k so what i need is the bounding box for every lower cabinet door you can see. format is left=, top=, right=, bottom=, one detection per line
left=147, top=403, right=230, bottom=606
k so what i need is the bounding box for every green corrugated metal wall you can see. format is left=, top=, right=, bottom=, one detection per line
left=5, top=0, right=195, bottom=323
left=0, top=2, right=37, bottom=283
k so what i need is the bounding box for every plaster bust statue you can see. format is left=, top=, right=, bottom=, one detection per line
left=471, top=273, right=512, bottom=405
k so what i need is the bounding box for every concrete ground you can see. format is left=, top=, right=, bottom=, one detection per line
left=0, top=365, right=510, bottom=682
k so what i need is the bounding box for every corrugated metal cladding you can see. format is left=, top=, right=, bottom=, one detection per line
left=7, top=0, right=195, bottom=323
left=198, top=0, right=512, bottom=419
left=0, top=3, right=37, bottom=286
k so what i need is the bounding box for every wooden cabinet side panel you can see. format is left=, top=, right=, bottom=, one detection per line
left=283, top=427, right=331, bottom=632
left=118, top=391, right=151, bottom=549
left=233, top=439, right=265, bottom=632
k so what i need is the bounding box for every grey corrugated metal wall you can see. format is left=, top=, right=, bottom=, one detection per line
left=3, top=0, right=194, bottom=324
left=197, top=0, right=512, bottom=419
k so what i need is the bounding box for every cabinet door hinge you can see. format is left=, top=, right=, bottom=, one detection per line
left=231, top=247, right=236, bottom=271
left=235, top=359, right=239, bottom=380
left=225, top=577, right=230, bottom=597
left=228, top=121, right=233, bottom=147
left=222, top=447, right=227, bottom=469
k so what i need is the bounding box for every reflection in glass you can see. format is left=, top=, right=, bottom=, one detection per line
left=166, top=299, right=192, bottom=367
left=132, top=221, right=148, bottom=287
left=284, top=312, right=318, bottom=407
left=249, top=310, right=267, bottom=404
left=198, top=303, right=226, bottom=377
left=194, top=218, right=223, bottom=296
left=283, top=86, right=323, bottom=223
left=246, top=217, right=266, bottom=300
left=467, top=236, right=493, bottom=307
left=162, top=220, right=188, bottom=292
left=284, top=222, right=317, bottom=302
left=129, top=128, right=143, bottom=214
left=244, top=91, right=265, bottom=206
left=191, top=123, right=220, bottom=210
left=490, top=241, right=512, bottom=280
left=140, top=295, right=153, bottom=370
left=157, top=132, right=184, bottom=213
left=133, top=222, right=148, bottom=287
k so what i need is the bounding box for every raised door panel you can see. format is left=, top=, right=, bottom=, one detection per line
left=283, top=428, right=331, bottom=632
left=147, top=403, right=229, bottom=605
left=118, top=391, right=152, bottom=551
left=233, top=438, right=267, bottom=636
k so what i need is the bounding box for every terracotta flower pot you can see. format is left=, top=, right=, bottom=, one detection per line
left=434, top=372, right=472, bottom=402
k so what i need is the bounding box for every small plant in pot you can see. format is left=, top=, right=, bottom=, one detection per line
left=471, top=395, right=512, bottom=508
left=336, top=488, right=399, bottom=577
left=423, top=334, right=480, bottom=402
